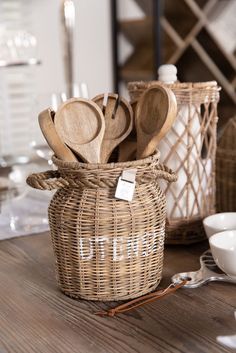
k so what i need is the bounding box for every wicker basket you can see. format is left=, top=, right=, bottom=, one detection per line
left=128, top=81, right=220, bottom=244
left=216, top=116, right=236, bottom=212
left=27, top=151, right=176, bottom=301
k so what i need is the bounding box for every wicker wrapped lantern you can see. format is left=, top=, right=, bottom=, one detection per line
left=216, top=116, right=236, bottom=212
left=27, top=152, right=176, bottom=301
left=128, top=81, right=220, bottom=244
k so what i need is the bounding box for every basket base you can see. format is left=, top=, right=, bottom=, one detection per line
left=165, top=218, right=207, bottom=244
left=59, top=280, right=161, bottom=302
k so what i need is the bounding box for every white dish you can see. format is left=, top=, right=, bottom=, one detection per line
left=203, top=212, right=236, bottom=238
left=209, top=230, right=236, bottom=279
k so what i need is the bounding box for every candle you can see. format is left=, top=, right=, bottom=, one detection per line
left=158, top=65, right=207, bottom=218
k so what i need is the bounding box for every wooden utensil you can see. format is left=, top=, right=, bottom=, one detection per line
left=118, top=138, right=137, bottom=162
left=93, top=93, right=133, bottom=163
left=54, top=98, right=105, bottom=163
left=136, top=84, right=177, bottom=159
left=38, top=108, right=78, bottom=162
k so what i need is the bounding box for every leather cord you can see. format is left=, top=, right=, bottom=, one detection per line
left=95, top=280, right=187, bottom=317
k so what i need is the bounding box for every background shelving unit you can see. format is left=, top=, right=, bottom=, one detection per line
left=111, top=0, right=161, bottom=94
left=162, top=0, right=236, bottom=128
left=112, top=0, right=236, bottom=127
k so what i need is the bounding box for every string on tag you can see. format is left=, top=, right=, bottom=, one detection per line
left=95, top=280, right=187, bottom=317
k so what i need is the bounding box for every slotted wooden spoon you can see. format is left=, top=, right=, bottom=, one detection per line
left=38, top=108, right=78, bottom=162
left=136, top=84, right=177, bottom=159
left=93, top=93, right=133, bottom=163
left=54, top=98, right=105, bottom=163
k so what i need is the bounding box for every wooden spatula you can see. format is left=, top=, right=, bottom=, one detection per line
left=93, top=93, right=133, bottom=163
left=136, top=84, right=177, bottom=159
left=54, top=98, right=105, bottom=163
left=38, top=108, right=78, bottom=162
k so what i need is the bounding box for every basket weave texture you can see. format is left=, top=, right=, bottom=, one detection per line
left=216, top=116, right=236, bottom=212
left=128, top=81, right=220, bottom=244
left=27, top=151, right=176, bottom=301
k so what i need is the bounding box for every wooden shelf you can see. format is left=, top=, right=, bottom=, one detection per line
left=113, top=0, right=156, bottom=92
left=119, top=17, right=154, bottom=81
left=112, top=0, right=235, bottom=123
left=120, top=43, right=154, bottom=82
left=162, top=0, right=236, bottom=125
left=132, top=0, right=153, bottom=16
left=121, top=68, right=154, bottom=82
left=119, top=18, right=153, bottom=46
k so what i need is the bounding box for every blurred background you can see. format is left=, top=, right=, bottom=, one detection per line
left=113, top=0, right=236, bottom=128
left=0, top=0, right=235, bottom=160
left=0, top=0, right=235, bottom=237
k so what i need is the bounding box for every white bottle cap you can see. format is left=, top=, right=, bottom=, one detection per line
left=158, top=64, right=177, bottom=84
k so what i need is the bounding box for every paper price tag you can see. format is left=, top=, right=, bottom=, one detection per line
left=115, top=177, right=136, bottom=201
left=115, top=169, right=137, bottom=202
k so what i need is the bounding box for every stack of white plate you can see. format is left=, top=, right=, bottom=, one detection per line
left=0, top=0, right=40, bottom=165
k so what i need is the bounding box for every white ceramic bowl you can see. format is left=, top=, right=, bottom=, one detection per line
left=203, top=212, right=236, bottom=238
left=209, top=230, right=236, bottom=279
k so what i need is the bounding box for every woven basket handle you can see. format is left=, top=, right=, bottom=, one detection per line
left=155, top=164, right=177, bottom=183
left=26, top=170, right=69, bottom=190
left=26, top=163, right=177, bottom=191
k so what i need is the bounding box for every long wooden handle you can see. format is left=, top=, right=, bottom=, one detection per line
left=38, top=109, right=78, bottom=162
left=93, top=94, right=133, bottom=163
left=136, top=84, right=177, bottom=159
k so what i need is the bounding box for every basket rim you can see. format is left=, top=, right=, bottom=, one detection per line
left=128, top=80, right=220, bottom=91
left=52, top=150, right=161, bottom=170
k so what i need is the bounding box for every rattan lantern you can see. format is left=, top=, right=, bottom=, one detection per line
left=128, top=81, right=220, bottom=244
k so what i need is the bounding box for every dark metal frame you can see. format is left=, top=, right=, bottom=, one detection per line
left=111, top=0, right=119, bottom=92
left=111, top=0, right=162, bottom=92
left=152, top=0, right=162, bottom=78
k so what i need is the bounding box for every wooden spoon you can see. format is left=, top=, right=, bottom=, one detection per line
left=54, top=98, right=105, bottom=163
left=93, top=93, right=133, bottom=163
left=38, top=108, right=78, bottom=162
left=118, top=138, right=137, bottom=162
left=136, top=84, right=177, bottom=159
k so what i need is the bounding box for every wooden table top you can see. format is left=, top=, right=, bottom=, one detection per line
left=0, top=232, right=235, bottom=353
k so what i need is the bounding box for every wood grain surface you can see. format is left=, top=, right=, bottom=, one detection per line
left=118, top=138, right=137, bottom=162
left=136, top=84, right=177, bottom=159
left=38, top=109, right=78, bottom=162
left=93, top=94, right=133, bottom=163
left=54, top=98, right=105, bottom=163
left=0, top=233, right=235, bottom=353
